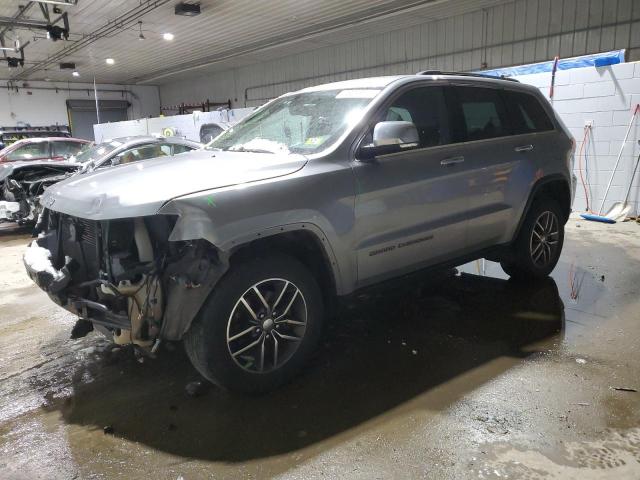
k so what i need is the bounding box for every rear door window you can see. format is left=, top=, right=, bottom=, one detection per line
left=502, top=90, right=555, bottom=134
left=450, top=86, right=510, bottom=142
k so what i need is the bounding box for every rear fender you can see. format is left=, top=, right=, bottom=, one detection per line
left=512, top=174, right=572, bottom=242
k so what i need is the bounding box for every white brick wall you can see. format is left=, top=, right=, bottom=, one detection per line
left=514, top=61, right=640, bottom=216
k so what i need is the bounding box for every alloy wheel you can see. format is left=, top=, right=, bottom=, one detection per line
left=226, top=278, right=307, bottom=373
left=529, top=210, right=559, bottom=268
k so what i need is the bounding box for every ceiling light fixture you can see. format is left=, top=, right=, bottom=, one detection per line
left=30, top=0, right=78, bottom=5
left=162, top=33, right=174, bottom=41
left=106, top=58, right=115, bottom=65
left=72, top=70, right=79, bottom=77
left=138, top=21, right=145, bottom=40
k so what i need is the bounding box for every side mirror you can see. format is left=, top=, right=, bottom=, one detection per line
left=358, top=121, right=419, bottom=160
left=110, top=155, right=122, bottom=166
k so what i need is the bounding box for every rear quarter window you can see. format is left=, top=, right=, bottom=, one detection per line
left=502, top=90, right=555, bottom=134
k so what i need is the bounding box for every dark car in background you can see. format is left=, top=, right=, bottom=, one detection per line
left=0, top=137, right=90, bottom=163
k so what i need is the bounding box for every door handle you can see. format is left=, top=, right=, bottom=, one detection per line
left=440, top=155, right=465, bottom=166
left=514, top=144, right=534, bottom=152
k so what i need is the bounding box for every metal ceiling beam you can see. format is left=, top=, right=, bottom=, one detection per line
left=0, top=2, right=34, bottom=63
left=0, top=35, right=7, bottom=60
left=0, top=16, right=49, bottom=28
left=7, top=0, right=77, bottom=6
left=0, top=11, right=69, bottom=42
left=0, top=2, right=35, bottom=38
left=0, top=37, right=27, bottom=52
left=12, top=0, right=172, bottom=81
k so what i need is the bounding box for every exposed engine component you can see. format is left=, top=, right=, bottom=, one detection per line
left=0, top=164, right=78, bottom=224
left=109, top=275, right=163, bottom=347
left=25, top=210, right=227, bottom=351
left=100, top=219, right=164, bottom=347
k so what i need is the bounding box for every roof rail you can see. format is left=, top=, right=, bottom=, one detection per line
left=416, top=70, right=520, bottom=83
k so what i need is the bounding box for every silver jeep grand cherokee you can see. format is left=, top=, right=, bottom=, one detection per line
left=25, top=72, right=574, bottom=393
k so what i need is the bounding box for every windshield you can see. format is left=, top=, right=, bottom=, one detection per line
left=206, top=89, right=380, bottom=155
left=69, top=140, right=123, bottom=164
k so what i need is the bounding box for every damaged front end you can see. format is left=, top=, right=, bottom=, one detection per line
left=0, top=165, right=77, bottom=224
left=25, top=209, right=229, bottom=349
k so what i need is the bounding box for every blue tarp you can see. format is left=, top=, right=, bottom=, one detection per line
left=475, top=50, right=626, bottom=78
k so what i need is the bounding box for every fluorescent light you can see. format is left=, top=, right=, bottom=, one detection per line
left=31, top=0, right=78, bottom=5
left=162, top=33, right=175, bottom=41
left=72, top=71, right=80, bottom=77
left=105, top=58, right=115, bottom=65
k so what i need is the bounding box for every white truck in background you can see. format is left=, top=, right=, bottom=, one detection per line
left=93, top=108, right=254, bottom=144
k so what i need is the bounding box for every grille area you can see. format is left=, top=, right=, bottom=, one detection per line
left=59, top=215, right=102, bottom=282
left=77, top=218, right=98, bottom=247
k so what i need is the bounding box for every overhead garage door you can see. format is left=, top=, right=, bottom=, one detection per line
left=66, top=99, right=130, bottom=141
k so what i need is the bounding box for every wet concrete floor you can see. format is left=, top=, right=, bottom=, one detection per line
left=0, top=218, right=639, bottom=479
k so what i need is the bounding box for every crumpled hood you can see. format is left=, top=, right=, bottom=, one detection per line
left=41, top=149, right=307, bottom=220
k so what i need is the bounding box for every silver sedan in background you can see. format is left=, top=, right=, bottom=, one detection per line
left=0, top=136, right=202, bottom=225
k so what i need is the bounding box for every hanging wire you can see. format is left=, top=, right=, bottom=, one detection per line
left=93, top=74, right=100, bottom=124
left=577, top=125, right=592, bottom=212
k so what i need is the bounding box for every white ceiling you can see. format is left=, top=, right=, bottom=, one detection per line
left=0, top=0, right=506, bottom=85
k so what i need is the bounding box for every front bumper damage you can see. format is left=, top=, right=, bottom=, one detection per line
left=24, top=210, right=229, bottom=348
left=24, top=237, right=135, bottom=334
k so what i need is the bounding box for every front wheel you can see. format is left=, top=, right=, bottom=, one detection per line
left=184, top=254, right=324, bottom=394
left=501, top=198, right=565, bottom=280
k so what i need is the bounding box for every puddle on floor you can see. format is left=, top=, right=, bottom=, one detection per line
left=476, top=427, right=640, bottom=479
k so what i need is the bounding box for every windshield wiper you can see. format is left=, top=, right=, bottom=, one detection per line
left=226, top=146, right=275, bottom=154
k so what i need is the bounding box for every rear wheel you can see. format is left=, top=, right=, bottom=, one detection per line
left=184, top=254, right=324, bottom=394
left=501, top=198, right=564, bottom=280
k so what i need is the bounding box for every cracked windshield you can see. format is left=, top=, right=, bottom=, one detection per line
left=206, top=89, right=380, bottom=154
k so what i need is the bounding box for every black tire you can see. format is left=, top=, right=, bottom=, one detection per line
left=501, top=198, right=565, bottom=280
left=184, top=253, right=324, bottom=394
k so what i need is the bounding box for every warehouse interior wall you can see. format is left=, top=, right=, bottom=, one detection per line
left=514, top=61, right=640, bottom=216
left=159, top=0, right=640, bottom=108
left=0, top=81, right=160, bottom=128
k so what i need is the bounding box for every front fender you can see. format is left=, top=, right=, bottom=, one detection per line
left=158, top=158, right=357, bottom=295
left=158, top=198, right=349, bottom=296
